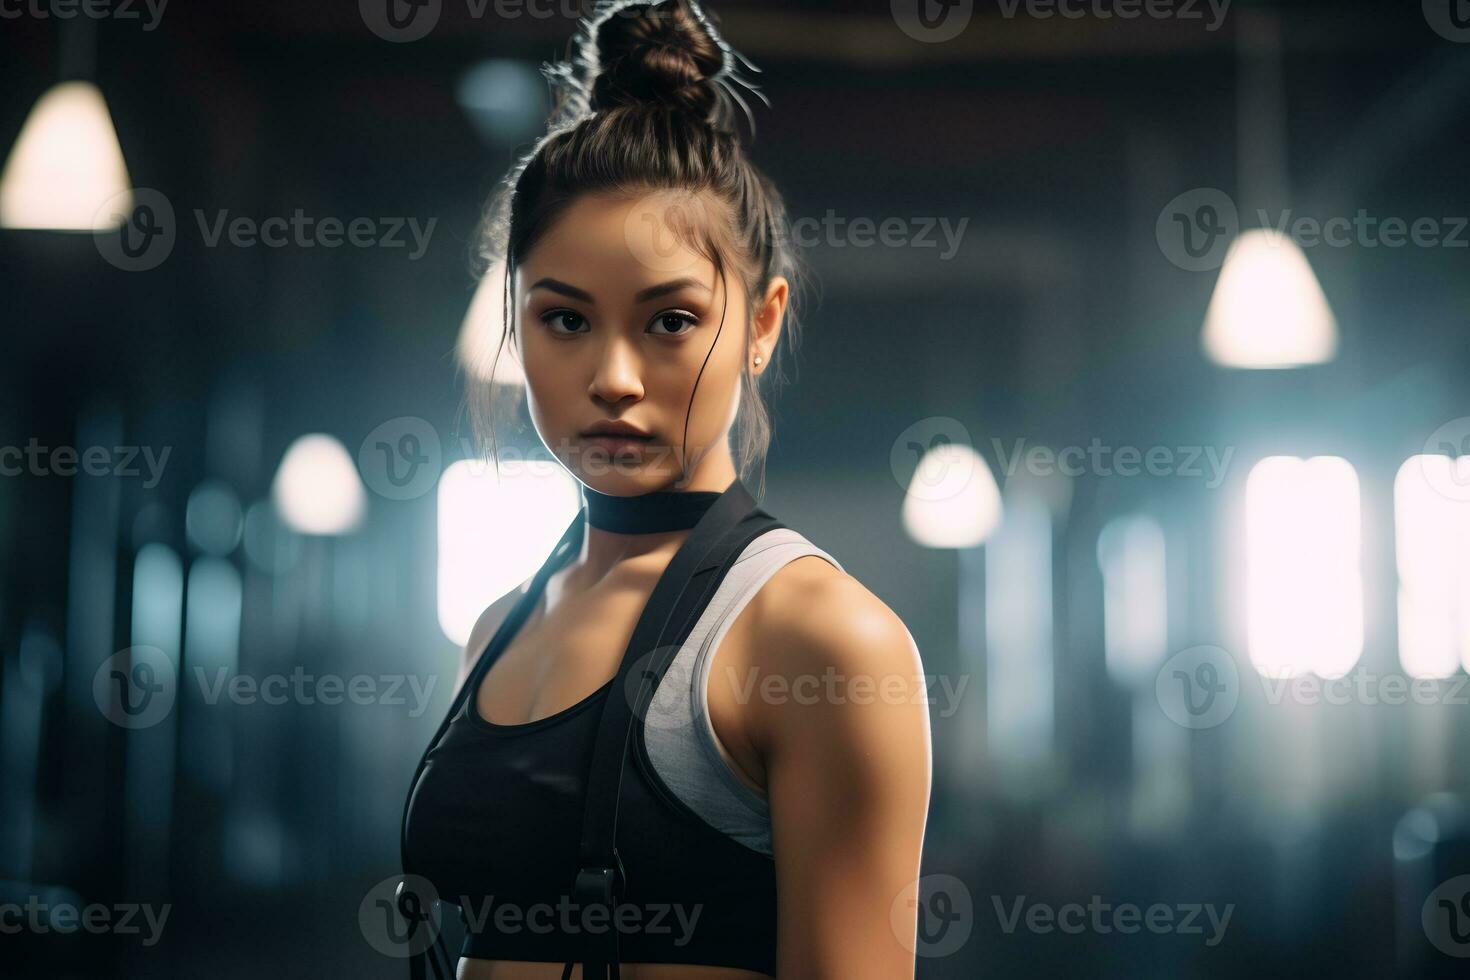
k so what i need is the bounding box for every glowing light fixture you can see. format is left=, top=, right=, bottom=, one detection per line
left=1245, top=455, right=1363, bottom=679
left=270, top=434, right=367, bottom=536
left=1393, top=455, right=1470, bottom=679
left=1202, top=9, right=1340, bottom=369
left=1201, top=229, right=1338, bottom=368
left=901, top=443, right=1002, bottom=549
left=437, top=459, right=581, bottom=646
left=0, top=81, right=131, bottom=231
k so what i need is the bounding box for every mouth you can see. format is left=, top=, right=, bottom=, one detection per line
left=580, top=432, right=656, bottom=454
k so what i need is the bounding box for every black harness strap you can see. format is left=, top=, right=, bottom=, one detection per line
left=399, top=508, right=586, bottom=980
left=568, top=479, right=780, bottom=980
left=400, top=478, right=777, bottom=980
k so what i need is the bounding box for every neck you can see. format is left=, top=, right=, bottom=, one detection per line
left=575, top=455, right=738, bottom=576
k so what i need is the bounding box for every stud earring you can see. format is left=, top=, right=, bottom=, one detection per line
left=753, top=354, right=763, bottom=366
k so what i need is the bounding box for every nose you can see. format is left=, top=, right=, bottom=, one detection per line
left=588, top=332, right=644, bottom=408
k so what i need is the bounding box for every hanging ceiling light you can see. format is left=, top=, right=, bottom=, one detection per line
left=2, top=15, right=131, bottom=233
left=271, top=434, right=368, bottom=536
left=901, top=442, right=1003, bottom=549
left=0, top=79, right=131, bottom=232
left=1201, top=229, right=1338, bottom=368
left=1201, top=8, right=1338, bottom=370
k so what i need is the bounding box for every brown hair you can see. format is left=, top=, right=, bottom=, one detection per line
left=466, top=0, right=809, bottom=498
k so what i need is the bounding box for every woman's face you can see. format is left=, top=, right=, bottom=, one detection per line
left=514, top=190, right=782, bottom=496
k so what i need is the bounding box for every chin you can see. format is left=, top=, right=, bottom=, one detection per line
left=569, top=455, right=674, bottom=496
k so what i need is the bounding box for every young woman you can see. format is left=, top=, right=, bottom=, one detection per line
left=400, top=2, right=932, bottom=977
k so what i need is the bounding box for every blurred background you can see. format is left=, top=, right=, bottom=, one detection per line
left=3, top=0, right=1470, bottom=977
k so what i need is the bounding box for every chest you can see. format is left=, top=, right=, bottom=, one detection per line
left=473, top=574, right=769, bottom=798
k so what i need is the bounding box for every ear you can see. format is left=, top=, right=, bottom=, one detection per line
left=750, top=276, right=789, bottom=374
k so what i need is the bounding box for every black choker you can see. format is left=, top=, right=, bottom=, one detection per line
left=582, top=482, right=731, bottom=534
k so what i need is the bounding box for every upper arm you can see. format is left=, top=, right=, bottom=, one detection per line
left=747, top=570, right=933, bottom=979
left=451, top=576, right=533, bottom=698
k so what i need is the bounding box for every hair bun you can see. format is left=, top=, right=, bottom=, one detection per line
left=586, top=0, right=729, bottom=125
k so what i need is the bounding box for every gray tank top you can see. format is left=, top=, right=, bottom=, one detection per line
left=643, top=526, right=844, bottom=857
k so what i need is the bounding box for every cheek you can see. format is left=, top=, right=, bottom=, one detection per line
left=520, top=340, right=575, bottom=428
left=682, top=332, right=747, bottom=433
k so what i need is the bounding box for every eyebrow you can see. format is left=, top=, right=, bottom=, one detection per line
left=527, top=276, right=711, bottom=305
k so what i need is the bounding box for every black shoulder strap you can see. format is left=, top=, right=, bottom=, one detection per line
left=399, top=477, right=779, bottom=980
left=399, top=506, right=586, bottom=980
left=568, top=479, right=782, bottom=980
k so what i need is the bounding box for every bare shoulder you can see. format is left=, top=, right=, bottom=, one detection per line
left=452, top=574, right=535, bottom=695
left=749, top=555, right=922, bottom=675
left=741, top=554, right=928, bottom=749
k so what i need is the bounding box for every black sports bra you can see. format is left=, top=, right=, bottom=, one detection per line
left=399, top=478, right=784, bottom=979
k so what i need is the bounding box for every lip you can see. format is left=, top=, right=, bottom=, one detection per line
left=583, top=434, right=653, bottom=454
left=580, top=421, right=653, bottom=438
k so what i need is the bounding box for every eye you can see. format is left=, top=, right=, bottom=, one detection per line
left=540, top=309, right=588, bottom=335
left=648, top=311, right=698, bottom=336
